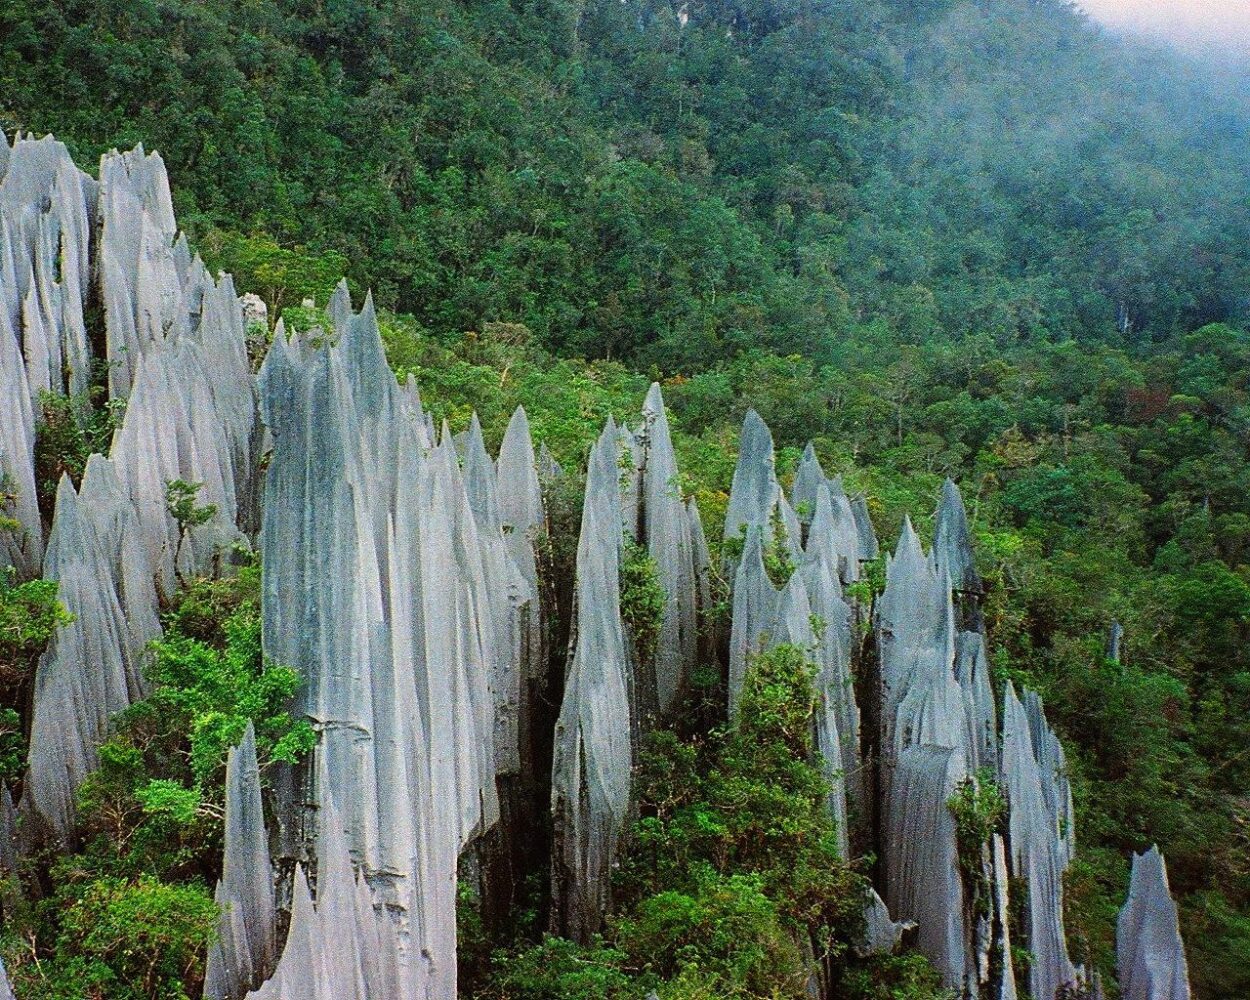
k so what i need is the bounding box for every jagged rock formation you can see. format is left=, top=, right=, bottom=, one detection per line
left=1117, top=847, right=1192, bottom=1000
left=872, top=484, right=1078, bottom=998
left=258, top=292, right=523, bottom=997
left=723, top=409, right=800, bottom=559
left=550, top=419, right=634, bottom=941
left=496, top=405, right=548, bottom=769
left=851, top=495, right=879, bottom=562
left=636, top=384, right=700, bottom=717
left=1108, top=620, right=1125, bottom=663
left=859, top=888, right=914, bottom=956
left=1001, top=683, right=1078, bottom=1000
left=0, top=131, right=260, bottom=843
left=23, top=474, right=147, bottom=840
left=723, top=418, right=864, bottom=853
left=0, top=132, right=1198, bottom=1000
left=933, top=478, right=981, bottom=596
left=205, top=724, right=278, bottom=1000
left=0, top=956, right=13, bottom=1000
left=247, top=796, right=402, bottom=999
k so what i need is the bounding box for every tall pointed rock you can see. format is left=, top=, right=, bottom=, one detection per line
left=550, top=420, right=633, bottom=941
left=205, top=723, right=278, bottom=1000
left=1117, top=846, right=1191, bottom=1000
left=933, top=478, right=981, bottom=596
left=638, top=384, right=700, bottom=716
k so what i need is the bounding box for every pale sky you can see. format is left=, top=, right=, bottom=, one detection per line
left=1079, top=0, right=1250, bottom=48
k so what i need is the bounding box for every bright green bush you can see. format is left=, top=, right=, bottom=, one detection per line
left=619, top=540, right=666, bottom=669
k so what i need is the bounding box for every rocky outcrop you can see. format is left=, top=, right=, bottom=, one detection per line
left=724, top=410, right=799, bottom=556
left=1117, top=846, right=1191, bottom=1000
left=637, top=384, right=700, bottom=717
left=23, top=475, right=147, bottom=840
left=933, top=478, right=981, bottom=596
left=872, top=480, right=1081, bottom=999
left=258, top=294, right=513, bottom=997
left=1001, top=682, right=1077, bottom=1000
left=0, top=131, right=261, bottom=844
left=0, top=134, right=95, bottom=411
left=205, top=724, right=278, bottom=1000
left=886, top=744, right=970, bottom=989
left=859, top=888, right=914, bottom=957
left=246, top=796, right=401, bottom=1000
left=550, top=419, right=634, bottom=941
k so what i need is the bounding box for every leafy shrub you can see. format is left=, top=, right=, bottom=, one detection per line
left=17, top=875, right=217, bottom=1000
left=164, top=480, right=218, bottom=533
left=619, top=540, right=666, bottom=668
left=481, top=936, right=636, bottom=1000
left=32, top=387, right=124, bottom=513
left=0, top=572, right=71, bottom=689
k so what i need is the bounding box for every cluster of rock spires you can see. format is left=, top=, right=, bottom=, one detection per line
left=0, top=131, right=258, bottom=845
left=0, top=130, right=1195, bottom=1000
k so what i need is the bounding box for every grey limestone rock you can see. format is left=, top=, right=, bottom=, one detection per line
left=205, top=723, right=278, bottom=1000
left=1117, top=846, right=1191, bottom=1000
left=638, top=384, right=700, bottom=716
left=851, top=495, right=879, bottom=561
left=956, top=631, right=997, bottom=773
left=538, top=441, right=563, bottom=480
left=1001, top=681, right=1077, bottom=1000
left=0, top=304, right=42, bottom=576
left=550, top=420, right=633, bottom=941
left=933, top=478, right=981, bottom=595
left=727, top=525, right=778, bottom=713
left=247, top=796, right=402, bottom=999
left=875, top=518, right=960, bottom=768
left=1108, top=621, right=1125, bottom=663
left=859, top=888, right=914, bottom=957
left=98, top=144, right=183, bottom=399
left=791, top=443, right=826, bottom=526
left=0, top=134, right=95, bottom=407
left=24, top=476, right=144, bottom=841
left=258, top=293, right=508, bottom=997
left=800, top=514, right=859, bottom=843
left=886, top=744, right=970, bottom=990
left=0, top=956, right=12, bottom=1000
left=724, top=409, right=778, bottom=544
left=496, top=406, right=548, bottom=768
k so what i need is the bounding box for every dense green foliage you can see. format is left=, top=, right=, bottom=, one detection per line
left=390, top=313, right=1250, bottom=997
left=618, top=539, right=667, bottom=670
left=0, top=575, right=71, bottom=784
left=475, top=645, right=951, bottom=999
left=2, top=1, right=1247, bottom=368
left=0, top=567, right=313, bottom=999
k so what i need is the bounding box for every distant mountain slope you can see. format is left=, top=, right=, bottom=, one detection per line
left=1, top=0, right=1246, bottom=366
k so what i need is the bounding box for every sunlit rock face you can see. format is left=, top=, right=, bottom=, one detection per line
left=1117, top=846, right=1192, bottom=1000
left=258, top=294, right=518, bottom=997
